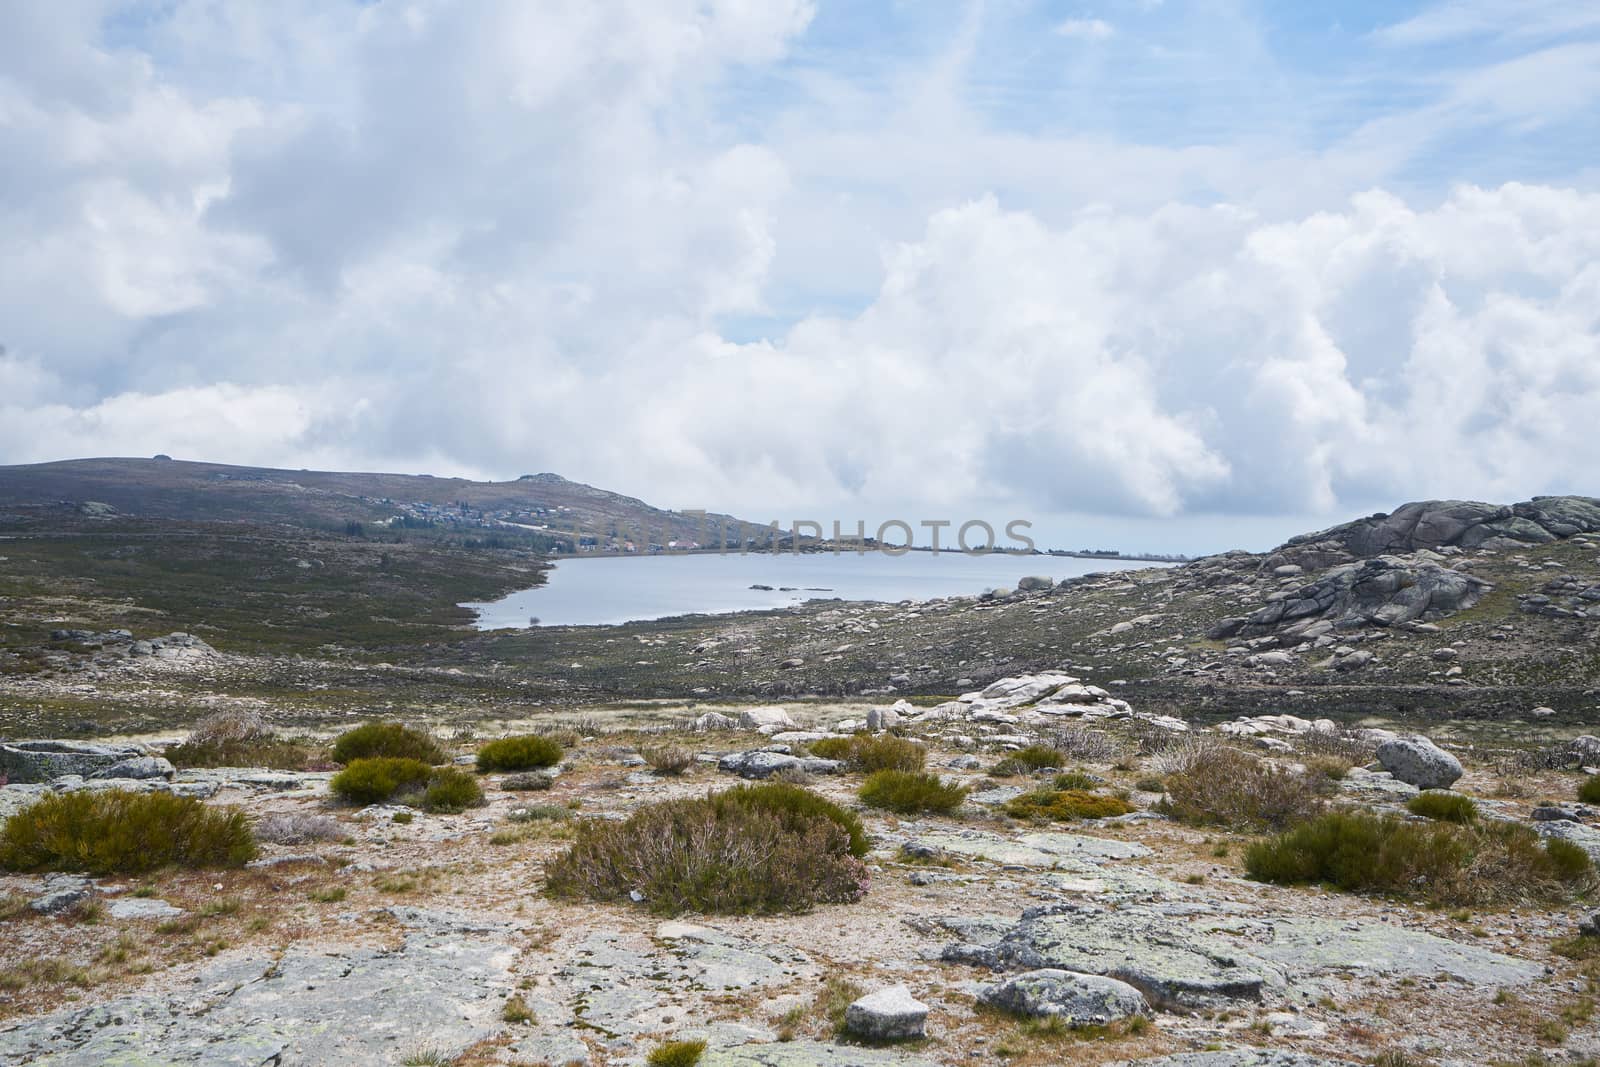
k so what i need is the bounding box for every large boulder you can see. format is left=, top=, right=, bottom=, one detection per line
left=0, top=740, right=153, bottom=784
left=1375, top=735, right=1463, bottom=790
left=738, top=706, right=797, bottom=732
left=716, top=750, right=841, bottom=780
left=843, top=986, right=927, bottom=1041
left=977, top=969, right=1147, bottom=1024
left=1016, top=576, right=1054, bottom=592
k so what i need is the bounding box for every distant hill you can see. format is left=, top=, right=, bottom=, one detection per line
left=0, top=457, right=756, bottom=551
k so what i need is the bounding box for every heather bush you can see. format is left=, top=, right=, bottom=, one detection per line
left=0, top=790, right=256, bottom=875
left=1579, top=775, right=1600, bottom=805
left=331, top=722, right=446, bottom=766
left=329, top=757, right=433, bottom=805
left=1004, top=788, right=1135, bottom=822
left=544, top=788, right=869, bottom=914
left=501, top=771, right=555, bottom=791
left=991, top=745, right=1064, bottom=776
left=1407, top=791, right=1477, bottom=823
left=1246, top=810, right=1594, bottom=906
left=253, top=811, right=343, bottom=845
left=859, top=770, right=968, bottom=814
left=166, top=709, right=313, bottom=770
left=1159, top=747, right=1325, bottom=831
left=476, top=734, right=564, bottom=773
left=809, top=734, right=925, bottom=773
left=712, top=782, right=869, bottom=857
left=422, top=767, right=486, bottom=813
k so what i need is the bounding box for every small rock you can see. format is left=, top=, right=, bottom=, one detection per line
left=844, top=985, right=927, bottom=1041
left=108, top=897, right=185, bottom=920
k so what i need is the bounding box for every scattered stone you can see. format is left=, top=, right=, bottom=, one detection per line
left=844, top=986, right=927, bottom=1041
left=29, top=876, right=91, bottom=915
left=107, top=897, right=185, bottom=920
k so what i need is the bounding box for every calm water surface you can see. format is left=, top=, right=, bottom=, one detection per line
left=464, top=551, right=1163, bottom=628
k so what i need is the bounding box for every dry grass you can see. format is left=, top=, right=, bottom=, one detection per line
left=1158, top=747, right=1326, bottom=831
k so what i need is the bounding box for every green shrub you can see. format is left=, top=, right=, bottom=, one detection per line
left=1407, top=791, right=1477, bottom=823
left=809, top=734, right=926, bottom=773
left=992, top=745, right=1064, bottom=776
left=1245, top=810, right=1594, bottom=906
left=1005, top=788, right=1134, bottom=821
left=544, top=790, right=869, bottom=914
left=1159, top=747, right=1325, bottom=831
left=331, top=722, right=445, bottom=766
left=807, top=737, right=853, bottom=761
left=859, top=770, right=968, bottom=814
left=0, top=790, right=256, bottom=875
left=711, top=782, right=869, bottom=858
left=1053, top=770, right=1100, bottom=791
left=1579, top=775, right=1600, bottom=805
left=422, top=768, right=486, bottom=813
left=476, top=734, right=564, bottom=773
left=329, top=757, right=434, bottom=805
left=647, top=1039, right=707, bottom=1067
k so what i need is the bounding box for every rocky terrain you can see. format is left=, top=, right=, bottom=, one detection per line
left=2, top=494, right=1600, bottom=1065
left=3, top=690, right=1600, bottom=1067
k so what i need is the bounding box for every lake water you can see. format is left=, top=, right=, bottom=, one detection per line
left=464, top=551, right=1162, bottom=628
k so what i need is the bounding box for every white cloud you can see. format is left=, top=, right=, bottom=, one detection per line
left=0, top=2, right=1597, bottom=535
left=1056, top=18, right=1115, bottom=41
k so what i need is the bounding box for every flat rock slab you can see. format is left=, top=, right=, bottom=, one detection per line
left=0, top=911, right=517, bottom=1066
left=1216, top=916, right=1542, bottom=986
left=107, top=897, right=184, bottom=920
left=912, top=829, right=1150, bottom=868
left=556, top=925, right=814, bottom=1037
left=703, top=1041, right=938, bottom=1066
left=944, top=906, right=1542, bottom=1013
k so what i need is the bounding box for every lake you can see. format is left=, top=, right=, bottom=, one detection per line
left=463, top=550, right=1162, bottom=628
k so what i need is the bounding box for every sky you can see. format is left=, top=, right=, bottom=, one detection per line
left=1, top=1, right=1597, bottom=554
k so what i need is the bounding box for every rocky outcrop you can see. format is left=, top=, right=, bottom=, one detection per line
left=1211, top=556, right=1489, bottom=641
left=977, top=968, right=1148, bottom=1024
left=1280, top=496, right=1600, bottom=560
left=908, top=672, right=1186, bottom=732
left=0, top=741, right=170, bottom=784
left=717, top=750, right=842, bottom=779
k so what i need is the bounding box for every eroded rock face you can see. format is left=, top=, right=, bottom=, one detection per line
left=1220, top=557, right=1490, bottom=640
left=1376, top=735, right=1463, bottom=790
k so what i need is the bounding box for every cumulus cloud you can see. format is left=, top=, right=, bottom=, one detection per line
left=0, top=1, right=1597, bottom=535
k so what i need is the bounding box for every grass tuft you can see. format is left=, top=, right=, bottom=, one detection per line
left=1407, top=791, right=1478, bottom=823
left=646, top=1039, right=707, bottom=1067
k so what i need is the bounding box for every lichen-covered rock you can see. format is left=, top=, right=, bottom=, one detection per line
left=716, top=750, right=840, bottom=779
left=844, top=986, right=928, bottom=1041
left=977, top=968, right=1147, bottom=1024
left=1375, top=735, right=1463, bottom=789
left=0, top=740, right=152, bottom=783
